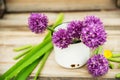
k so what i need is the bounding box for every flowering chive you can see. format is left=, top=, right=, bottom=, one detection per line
left=67, top=20, right=83, bottom=39
left=81, top=16, right=107, bottom=48
left=28, top=13, right=48, bottom=33
left=87, top=54, right=109, bottom=77
left=52, top=29, right=72, bottom=49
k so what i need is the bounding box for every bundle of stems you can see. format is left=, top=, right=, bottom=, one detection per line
left=0, top=13, right=64, bottom=80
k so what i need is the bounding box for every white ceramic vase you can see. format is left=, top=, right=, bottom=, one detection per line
left=54, top=23, right=91, bottom=68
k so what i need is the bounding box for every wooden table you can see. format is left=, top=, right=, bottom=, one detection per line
left=0, top=11, right=120, bottom=80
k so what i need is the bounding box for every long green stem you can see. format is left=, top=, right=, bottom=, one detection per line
left=13, top=47, right=33, bottom=60
left=13, top=45, right=32, bottom=52
left=5, top=41, right=53, bottom=79
left=0, top=37, right=51, bottom=80
left=112, top=53, right=120, bottom=58
left=93, top=47, right=99, bottom=54
left=93, top=46, right=103, bottom=54
left=109, top=62, right=114, bottom=69
left=108, top=58, right=120, bottom=63
left=44, top=13, right=64, bottom=40
left=52, top=13, right=64, bottom=29
left=97, top=46, right=103, bottom=54
left=34, top=50, right=52, bottom=80
left=115, top=73, right=120, bottom=78
left=47, top=27, right=55, bottom=32
left=14, top=56, right=42, bottom=80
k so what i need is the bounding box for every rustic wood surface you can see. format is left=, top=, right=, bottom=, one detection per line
left=0, top=11, right=120, bottom=79
left=5, top=0, right=117, bottom=12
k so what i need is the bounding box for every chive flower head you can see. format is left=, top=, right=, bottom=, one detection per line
left=81, top=16, right=107, bottom=48
left=87, top=54, right=109, bottom=77
left=67, top=20, right=83, bottom=39
left=52, top=29, right=72, bottom=49
left=28, top=13, right=48, bottom=33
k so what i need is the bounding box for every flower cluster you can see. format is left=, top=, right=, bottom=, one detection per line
left=67, top=20, right=83, bottom=39
left=81, top=16, right=107, bottom=48
left=28, top=13, right=48, bottom=33
left=52, top=16, right=107, bottom=49
left=52, top=29, right=72, bottom=48
left=87, top=54, right=109, bottom=77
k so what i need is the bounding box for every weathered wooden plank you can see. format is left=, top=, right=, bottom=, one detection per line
left=0, top=11, right=120, bottom=29
left=5, top=0, right=117, bottom=12
left=28, top=77, right=117, bottom=80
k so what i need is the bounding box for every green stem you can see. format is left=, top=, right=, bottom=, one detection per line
left=52, top=13, right=64, bottom=29
left=97, top=46, right=103, bottom=54
left=5, top=42, right=53, bottom=79
left=93, top=46, right=103, bottom=54
left=93, top=47, right=99, bottom=54
left=109, top=62, right=114, bottom=69
left=0, top=37, right=51, bottom=80
left=112, top=53, right=120, bottom=58
left=47, top=27, right=55, bottom=32
left=13, top=47, right=33, bottom=60
left=108, top=58, right=120, bottom=63
left=44, top=13, right=64, bottom=41
left=14, top=56, right=42, bottom=80
left=34, top=50, right=52, bottom=80
left=13, top=45, right=32, bottom=52
left=115, top=73, right=120, bottom=78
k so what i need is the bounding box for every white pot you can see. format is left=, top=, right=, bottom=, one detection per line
left=54, top=23, right=91, bottom=68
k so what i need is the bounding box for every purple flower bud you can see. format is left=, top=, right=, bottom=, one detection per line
left=52, top=29, right=72, bottom=49
left=67, top=20, right=83, bottom=39
left=87, top=54, right=109, bottom=77
left=28, top=13, right=48, bottom=33
left=81, top=16, right=107, bottom=48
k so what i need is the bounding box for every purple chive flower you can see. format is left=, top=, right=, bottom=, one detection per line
left=28, top=13, right=48, bottom=33
left=67, top=20, right=83, bottom=39
left=87, top=54, right=109, bottom=77
left=81, top=16, right=107, bottom=48
left=52, top=29, right=72, bottom=49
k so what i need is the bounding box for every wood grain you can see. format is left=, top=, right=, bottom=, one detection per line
left=0, top=12, right=120, bottom=79
left=5, top=0, right=117, bottom=12
left=0, top=10, right=120, bottom=28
